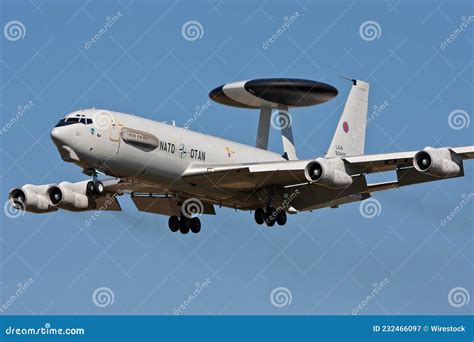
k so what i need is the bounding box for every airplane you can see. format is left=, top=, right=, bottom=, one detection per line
left=7, top=78, right=474, bottom=234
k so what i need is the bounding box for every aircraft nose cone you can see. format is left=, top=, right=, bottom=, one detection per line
left=50, top=127, right=66, bottom=146
left=50, top=127, right=60, bottom=143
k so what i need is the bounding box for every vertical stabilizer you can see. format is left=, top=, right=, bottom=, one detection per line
left=326, top=79, right=369, bottom=157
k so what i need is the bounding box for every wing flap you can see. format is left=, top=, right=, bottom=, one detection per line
left=396, top=167, right=464, bottom=186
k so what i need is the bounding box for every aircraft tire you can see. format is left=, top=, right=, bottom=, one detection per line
left=276, top=210, right=287, bottom=226
left=254, top=208, right=265, bottom=225
left=86, top=181, right=95, bottom=196
left=168, top=216, right=179, bottom=232
left=179, top=217, right=191, bottom=234
left=93, top=180, right=104, bottom=195
left=264, top=207, right=277, bottom=227
left=190, top=217, right=201, bottom=233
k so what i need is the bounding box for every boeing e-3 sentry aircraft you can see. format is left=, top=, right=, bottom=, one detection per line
left=8, top=78, right=474, bottom=234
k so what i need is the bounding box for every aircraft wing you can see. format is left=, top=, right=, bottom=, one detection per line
left=182, top=146, right=474, bottom=190
left=343, top=146, right=474, bottom=174
left=182, top=160, right=310, bottom=190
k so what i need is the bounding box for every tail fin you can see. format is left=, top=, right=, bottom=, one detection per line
left=326, top=79, right=369, bottom=157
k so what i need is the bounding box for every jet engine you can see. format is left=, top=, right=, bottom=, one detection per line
left=413, top=147, right=461, bottom=178
left=304, top=157, right=353, bottom=188
left=8, top=184, right=57, bottom=213
left=47, top=181, right=94, bottom=211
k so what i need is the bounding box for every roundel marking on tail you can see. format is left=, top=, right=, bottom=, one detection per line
left=343, top=121, right=349, bottom=133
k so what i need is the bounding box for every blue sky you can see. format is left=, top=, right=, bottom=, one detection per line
left=0, top=0, right=473, bottom=315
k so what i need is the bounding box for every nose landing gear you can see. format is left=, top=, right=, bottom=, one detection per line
left=254, top=207, right=287, bottom=227
left=85, top=170, right=104, bottom=196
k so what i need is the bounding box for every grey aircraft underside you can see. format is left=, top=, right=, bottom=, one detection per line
left=8, top=78, right=474, bottom=234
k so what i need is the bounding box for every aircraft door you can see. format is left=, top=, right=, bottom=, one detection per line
left=95, top=110, right=122, bottom=154
left=109, top=119, right=123, bottom=154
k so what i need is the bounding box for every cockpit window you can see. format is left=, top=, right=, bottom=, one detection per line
left=54, top=117, right=93, bottom=127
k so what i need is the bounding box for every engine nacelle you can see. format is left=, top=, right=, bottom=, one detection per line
left=8, top=184, right=57, bottom=213
left=304, top=157, right=353, bottom=188
left=413, top=147, right=461, bottom=177
left=47, top=181, right=93, bottom=211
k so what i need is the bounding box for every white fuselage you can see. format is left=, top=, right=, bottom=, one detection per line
left=50, top=109, right=286, bottom=206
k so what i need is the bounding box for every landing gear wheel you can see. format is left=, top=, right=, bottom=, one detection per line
left=93, top=180, right=104, bottom=195
left=179, top=217, right=191, bottom=234
left=86, top=181, right=95, bottom=196
left=190, top=217, right=201, bottom=234
left=276, top=210, right=287, bottom=226
left=254, top=208, right=265, bottom=225
left=264, top=207, right=277, bottom=227
left=168, top=216, right=179, bottom=232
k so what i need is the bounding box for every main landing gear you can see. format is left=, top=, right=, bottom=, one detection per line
left=254, top=207, right=287, bottom=227
left=168, top=215, right=201, bottom=234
